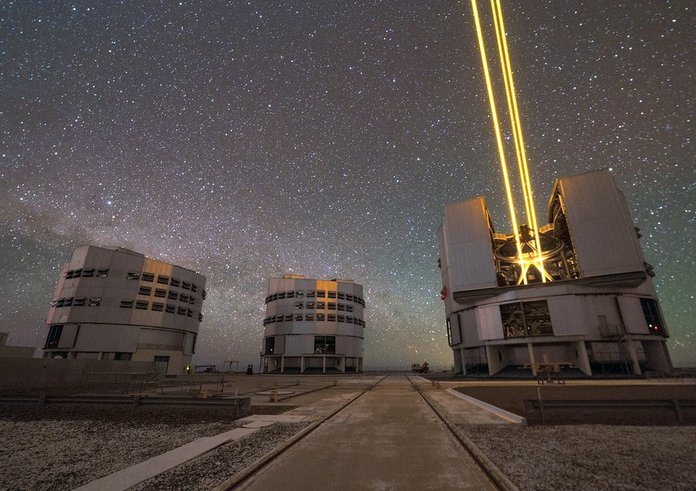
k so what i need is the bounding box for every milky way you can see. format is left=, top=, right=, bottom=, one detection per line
left=1, top=1, right=694, bottom=368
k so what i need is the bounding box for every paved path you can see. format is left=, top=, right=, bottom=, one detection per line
left=238, top=375, right=497, bottom=490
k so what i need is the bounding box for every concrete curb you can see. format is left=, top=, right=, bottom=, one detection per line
left=447, top=388, right=527, bottom=425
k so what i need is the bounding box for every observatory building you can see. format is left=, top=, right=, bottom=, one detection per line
left=438, top=169, right=672, bottom=376
left=43, top=245, right=206, bottom=375
left=261, top=275, right=365, bottom=373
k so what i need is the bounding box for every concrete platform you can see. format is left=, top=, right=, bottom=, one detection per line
left=238, top=375, right=498, bottom=490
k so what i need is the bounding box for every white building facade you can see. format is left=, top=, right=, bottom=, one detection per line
left=438, top=170, right=673, bottom=377
left=43, top=245, right=206, bottom=375
left=262, top=276, right=365, bottom=374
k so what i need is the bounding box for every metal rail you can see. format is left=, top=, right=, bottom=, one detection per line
left=0, top=394, right=250, bottom=409
left=407, top=376, right=518, bottom=491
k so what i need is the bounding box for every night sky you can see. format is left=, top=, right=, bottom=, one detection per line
left=1, top=1, right=694, bottom=369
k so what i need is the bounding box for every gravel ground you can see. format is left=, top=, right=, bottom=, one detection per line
left=132, top=422, right=308, bottom=490
left=0, top=410, right=306, bottom=491
left=461, top=424, right=696, bottom=490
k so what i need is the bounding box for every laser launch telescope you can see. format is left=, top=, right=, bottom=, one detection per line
left=436, top=1, right=672, bottom=377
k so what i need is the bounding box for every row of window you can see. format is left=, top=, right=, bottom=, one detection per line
left=263, top=313, right=365, bottom=326
left=265, top=290, right=365, bottom=306
left=64, top=269, right=206, bottom=298
left=138, top=286, right=196, bottom=305
left=52, top=297, right=102, bottom=308
left=119, top=299, right=203, bottom=321
left=291, top=301, right=354, bottom=312
left=65, top=268, right=109, bottom=279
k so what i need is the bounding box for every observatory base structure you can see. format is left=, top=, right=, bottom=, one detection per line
left=438, top=170, right=672, bottom=377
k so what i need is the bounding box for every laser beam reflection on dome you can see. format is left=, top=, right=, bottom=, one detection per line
left=470, top=0, right=551, bottom=285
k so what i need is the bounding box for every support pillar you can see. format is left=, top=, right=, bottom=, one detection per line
left=575, top=341, right=592, bottom=376
left=280, top=356, right=285, bottom=374
left=625, top=339, right=642, bottom=375
left=527, top=343, right=537, bottom=376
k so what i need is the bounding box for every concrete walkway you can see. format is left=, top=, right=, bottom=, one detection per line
left=238, top=375, right=498, bottom=490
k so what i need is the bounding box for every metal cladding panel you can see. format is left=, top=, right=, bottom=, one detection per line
left=547, top=296, right=587, bottom=336
left=617, top=296, right=650, bottom=334
left=449, top=314, right=461, bottom=345
left=443, top=198, right=497, bottom=292
left=475, top=305, right=503, bottom=341
left=556, top=170, right=645, bottom=277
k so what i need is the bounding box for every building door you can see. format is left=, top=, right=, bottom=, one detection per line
left=154, top=355, right=170, bottom=374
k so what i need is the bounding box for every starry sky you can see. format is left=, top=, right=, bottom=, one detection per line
left=1, top=1, right=694, bottom=369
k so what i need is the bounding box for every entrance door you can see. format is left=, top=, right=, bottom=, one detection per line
left=154, top=355, right=170, bottom=374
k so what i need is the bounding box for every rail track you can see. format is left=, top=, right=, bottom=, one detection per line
left=213, top=374, right=516, bottom=491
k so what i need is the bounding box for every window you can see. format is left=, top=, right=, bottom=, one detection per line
left=170, top=277, right=181, bottom=287
left=277, top=292, right=286, bottom=299
left=295, top=301, right=304, bottom=310
left=45, top=325, right=63, bottom=349
left=177, top=307, right=187, bottom=315
left=82, top=268, right=95, bottom=277
left=306, top=290, right=315, bottom=298
left=180, top=293, right=190, bottom=303
left=338, top=292, right=345, bottom=300
left=306, top=301, right=315, bottom=309
left=640, top=298, right=665, bottom=335
left=120, top=300, right=134, bottom=309
left=182, top=281, right=191, bottom=290
left=265, top=336, right=275, bottom=355
left=295, top=290, right=304, bottom=297
left=88, top=297, right=101, bottom=307
left=346, top=304, right=353, bottom=313
left=346, top=294, right=354, bottom=302
left=187, top=309, right=193, bottom=317
left=316, top=290, right=326, bottom=298
left=337, top=303, right=345, bottom=311
left=271, top=293, right=278, bottom=301
left=305, top=313, right=314, bottom=321
left=166, top=303, right=176, bottom=313
left=142, top=272, right=155, bottom=282
left=56, top=298, right=66, bottom=308
left=138, top=286, right=152, bottom=296
left=157, top=275, right=169, bottom=284
left=189, top=297, right=195, bottom=305
left=501, top=300, right=553, bottom=338
left=96, top=268, right=109, bottom=278
left=328, top=291, right=337, bottom=299
left=73, top=298, right=86, bottom=307
left=316, top=313, right=325, bottom=321
left=286, top=291, right=294, bottom=298
left=50, top=300, right=58, bottom=307
left=191, top=283, right=198, bottom=293
left=328, top=302, right=336, bottom=310
left=115, top=352, right=132, bottom=361
left=65, top=270, right=75, bottom=279
left=168, top=291, right=178, bottom=300
left=327, top=314, right=336, bottom=322
left=63, top=297, right=74, bottom=307
left=202, top=289, right=207, bottom=300
left=135, top=300, right=148, bottom=310
left=316, top=302, right=325, bottom=309
left=295, top=314, right=303, bottom=321
left=353, top=317, right=360, bottom=324
left=346, top=316, right=354, bottom=323
left=155, top=288, right=167, bottom=298
left=127, top=272, right=140, bottom=280
left=73, top=269, right=83, bottom=278
left=265, top=295, right=271, bottom=304
left=314, top=336, right=335, bottom=354
left=152, top=302, right=164, bottom=312
left=285, top=314, right=293, bottom=321
left=199, top=312, right=203, bottom=322
left=338, top=315, right=345, bottom=322
left=263, top=317, right=270, bottom=326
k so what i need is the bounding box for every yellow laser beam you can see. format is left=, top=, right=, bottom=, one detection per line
left=491, top=0, right=548, bottom=281
left=470, top=0, right=524, bottom=271
left=470, top=0, right=552, bottom=284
